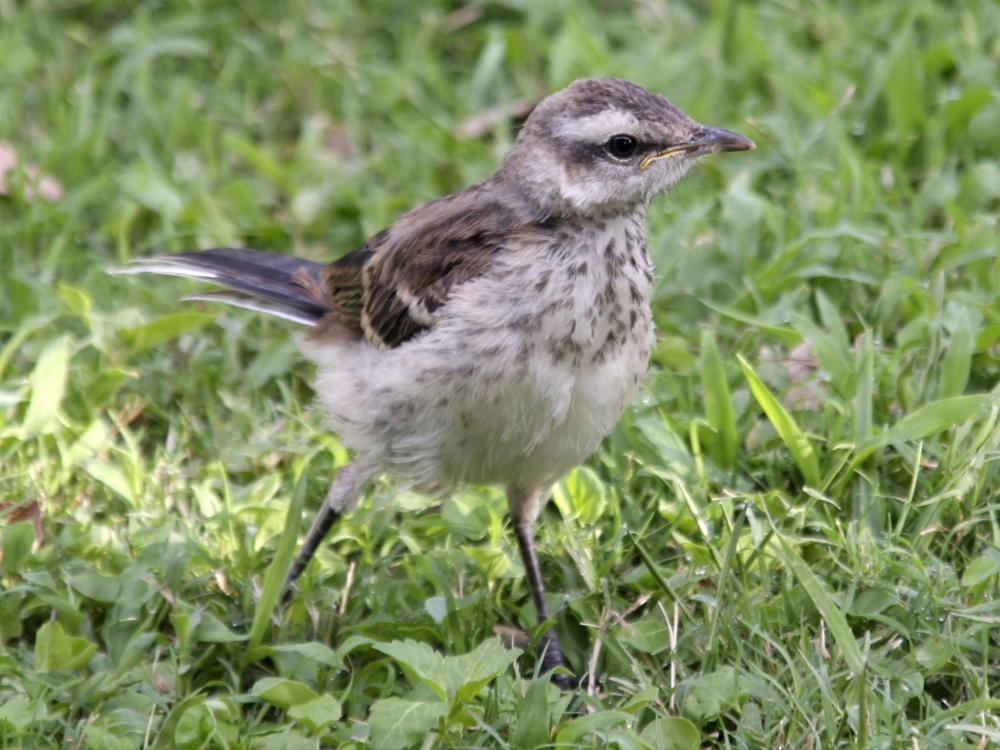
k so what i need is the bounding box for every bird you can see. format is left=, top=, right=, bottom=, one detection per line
left=117, top=78, right=754, bottom=689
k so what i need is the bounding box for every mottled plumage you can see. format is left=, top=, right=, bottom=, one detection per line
left=117, top=78, right=753, bottom=688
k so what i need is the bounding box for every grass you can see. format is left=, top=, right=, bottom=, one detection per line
left=2, top=0, right=1000, bottom=747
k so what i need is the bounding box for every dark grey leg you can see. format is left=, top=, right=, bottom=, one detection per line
left=283, top=462, right=363, bottom=601
left=508, top=486, right=578, bottom=690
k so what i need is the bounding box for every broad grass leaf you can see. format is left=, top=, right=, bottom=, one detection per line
left=368, top=698, right=447, bottom=750
left=175, top=700, right=238, bottom=750
left=848, top=394, right=993, bottom=474
left=854, top=332, right=873, bottom=444
left=34, top=621, right=97, bottom=671
left=269, top=642, right=343, bottom=670
left=84, top=368, right=135, bottom=408
left=0, top=521, right=35, bottom=574
left=467, top=29, right=506, bottom=112
left=121, top=312, right=215, bottom=354
left=251, top=677, right=319, bottom=709
left=0, top=598, right=23, bottom=643
left=702, top=301, right=802, bottom=346
left=700, top=330, right=737, bottom=469
left=0, top=697, right=39, bottom=732
left=788, top=312, right=852, bottom=396
left=462, top=547, right=510, bottom=578
left=447, top=638, right=521, bottom=703
left=425, top=596, right=447, bottom=623
left=58, top=283, right=92, bottom=317
left=247, top=337, right=298, bottom=388
left=654, top=335, right=698, bottom=373
left=626, top=528, right=685, bottom=606
left=640, top=717, right=700, bottom=750
left=884, top=25, right=925, bottom=134
left=153, top=695, right=205, bottom=750
left=815, top=290, right=851, bottom=360
left=617, top=620, right=672, bottom=654
left=65, top=419, right=111, bottom=465
left=247, top=469, right=306, bottom=655
left=738, top=355, right=821, bottom=487
left=847, top=587, right=897, bottom=617
left=636, top=418, right=698, bottom=482
left=80, top=725, right=139, bottom=749
left=118, top=163, right=184, bottom=219
left=170, top=608, right=195, bottom=662
left=107, top=628, right=157, bottom=675
left=374, top=639, right=448, bottom=699
left=334, top=635, right=377, bottom=662
left=83, top=458, right=135, bottom=505
left=946, top=86, right=993, bottom=134
left=552, top=466, right=606, bottom=524
left=916, top=636, right=951, bottom=672
left=23, top=334, right=72, bottom=435
left=174, top=705, right=214, bottom=750
left=940, top=311, right=975, bottom=398
left=961, top=556, right=1000, bottom=588
left=0, top=314, right=56, bottom=383
left=191, top=612, right=246, bottom=643
left=620, top=686, right=658, bottom=714
left=288, top=694, right=342, bottom=732
left=248, top=729, right=314, bottom=749
left=553, top=711, right=631, bottom=746
left=68, top=567, right=121, bottom=603
left=512, top=677, right=551, bottom=750
left=441, top=490, right=492, bottom=540
left=773, top=536, right=865, bottom=675
left=680, top=666, right=748, bottom=722
left=224, top=133, right=290, bottom=188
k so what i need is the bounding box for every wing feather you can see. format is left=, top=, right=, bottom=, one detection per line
left=323, top=186, right=516, bottom=349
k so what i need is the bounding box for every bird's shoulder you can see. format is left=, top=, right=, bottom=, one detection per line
left=321, top=182, right=533, bottom=349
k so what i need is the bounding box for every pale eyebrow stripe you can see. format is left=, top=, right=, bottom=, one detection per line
left=556, top=109, right=640, bottom=141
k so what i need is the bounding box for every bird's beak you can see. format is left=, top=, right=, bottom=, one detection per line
left=640, top=125, right=756, bottom=169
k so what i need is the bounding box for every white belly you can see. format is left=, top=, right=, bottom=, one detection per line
left=308, top=216, right=654, bottom=490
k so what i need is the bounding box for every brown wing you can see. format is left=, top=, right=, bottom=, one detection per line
left=321, top=185, right=516, bottom=349
left=321, top=237, right=378, bottom=327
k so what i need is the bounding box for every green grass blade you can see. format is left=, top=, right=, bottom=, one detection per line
left=23, top=334, right=73, bottom=436
left=940, top=310, right=975, bottom=398
left=245, top=468, right=307, bottom=659
left=853, top=332, right=873, bottom=445
left=846, top=394, right=994, bottom=475
left=152, top=694, right=206, bottom=749
left=738, top=354, right=821, bottom=487
left=700, top=330, right=737, bottom=469
left=704, top=504, right=747, bottom=672
left=702, top=302, right=802, bottom=347
left=0, top=314, right=56, bottom=383
left=816, top=290, right=851, bottom=361
left=626, top=528, right=693, bottom=627
left=852, top=332, right=877, bottom=534
left=789, top=311, right=852, bottom=396
left=773, top=535, right=865, bottom=675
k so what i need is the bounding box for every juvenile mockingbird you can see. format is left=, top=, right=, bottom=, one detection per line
left=120, top=78, right=753, bottom=688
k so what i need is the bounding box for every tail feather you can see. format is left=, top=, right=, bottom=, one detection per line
left=114, top=248, right=331, bottom=325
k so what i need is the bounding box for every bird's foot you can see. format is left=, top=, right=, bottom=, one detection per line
left=538, top=635, right=589, bottom=691
left=551, top=670, right=580, bottom=691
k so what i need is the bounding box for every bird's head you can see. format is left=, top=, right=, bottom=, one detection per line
left=498, top=78, right=754, bottom=217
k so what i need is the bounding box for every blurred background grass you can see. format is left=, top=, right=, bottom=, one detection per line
left=2, top=1, right=1000, bottom=748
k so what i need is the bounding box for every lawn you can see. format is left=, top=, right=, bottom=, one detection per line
left=2, top=0, right=999, bottom=748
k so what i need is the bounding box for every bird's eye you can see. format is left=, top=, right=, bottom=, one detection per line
left=606, top=135, right=637, bottom=159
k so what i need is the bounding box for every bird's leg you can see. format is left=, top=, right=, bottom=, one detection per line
left=508, top=486, right=578, bottom=690
left=283, top=461, right=363, bottom=602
